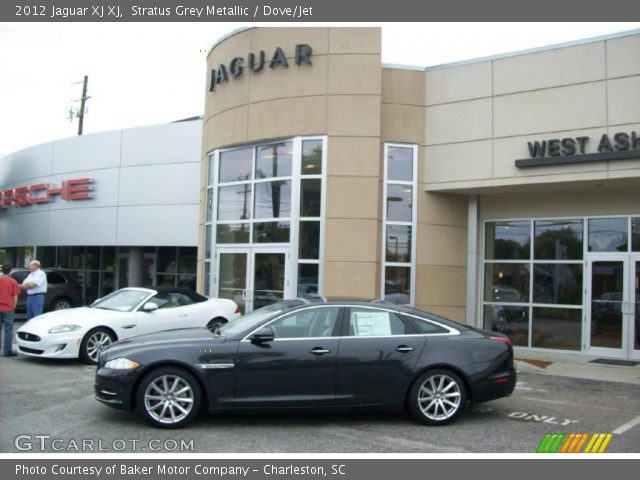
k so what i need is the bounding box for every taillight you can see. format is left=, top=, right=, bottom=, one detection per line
left=489, top=336, right=512, bottom=348
left=234, top=306, right=241, bottom=314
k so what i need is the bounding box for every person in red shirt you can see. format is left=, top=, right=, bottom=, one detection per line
left=0, top=264, right=21, bottom=357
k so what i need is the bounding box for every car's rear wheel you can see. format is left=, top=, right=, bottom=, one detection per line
left=51, top=297, right=73, bottom=311
left=408, top=369, right=466, bottom=426
left=80, top=328, right=115, bottom=365
left=207, top=317, right=227, bottom=332
left=137, top=367, right=202, bottom=429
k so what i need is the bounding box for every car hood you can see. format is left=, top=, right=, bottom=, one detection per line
left=17, top=307, right=116, bottom=332
left=101, top=328, right=227, bottom=358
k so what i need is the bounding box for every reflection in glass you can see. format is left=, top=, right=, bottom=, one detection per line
left=483, top=305, right=528, bottom=346
left=386, top=225, right=412, bottom=262
left=254, top=180, right=291, bottom=219
left=218, top=252, right=247, bottom=314
left=86, top=247, right=100, bottom=270
left=485, top=221, right=530, bottom=260
left=484, top=263, right=530, bottom=302
left=299, top=221, right=320, bottom=259
left=387, top=146, right=413, bottom=181
left=102, top=247, right=116, bottom=271
left=218, top=184, right=252, bottom=221
left=253, top=253, right=285, bottom=310
left=216, top=223, right=250, bottom=244
left=36, top=247, right=56, bottom=269
left=253, top=222, right=290, bottom=243
left=590, top=261, right=623, bottom=349
left=386, top=184, right=412, bottom=222
left=532, top=307, right=581, bottom=350
left=534, top=219, right=583, bottom=260
left=588, top=217, right=628, bottom=252
left=300, top=179, right=321, bottom=217
left=302, top=140, right=322, bottom=175
left=632, top=218, right=640, bottom=252
left=157, top=247, right=177, bottom=274
left=384, top=266, right=411, bottom=305
left=219, top=148, right=252, bottom=183
left=206, top=189, right=213, bottom=222
left=205, top=225, right=211, bottom=259
left=177, top=247, right=197, bottom=275
left=204, top=262, right=210, bottom=297
left=256, top=142, right=293, bottom=179
left=298, top=263, right=319, bottom=298
left=533, top=264, right=583, bottom=305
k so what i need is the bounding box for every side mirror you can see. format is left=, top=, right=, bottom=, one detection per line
left=142, top=302, right=158, bottom=312
left=250, top=326, right=275, bottom=343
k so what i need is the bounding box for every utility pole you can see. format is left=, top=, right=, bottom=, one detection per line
left=68, top=75, right=90, bottom=135
left=77, top=75, right=88, bottom=135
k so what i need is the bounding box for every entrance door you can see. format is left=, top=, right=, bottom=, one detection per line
left=215, top=247, right=290, bottom=314
left=586, top=255, right=639, bottom=359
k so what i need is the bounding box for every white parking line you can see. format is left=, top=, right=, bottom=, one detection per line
left=613, top=414, right=640, bottom=435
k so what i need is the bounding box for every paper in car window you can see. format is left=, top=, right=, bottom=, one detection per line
left=352, top=311, right=391, bottom=336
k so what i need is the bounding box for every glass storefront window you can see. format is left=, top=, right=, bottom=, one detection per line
left=299, top=221, right=320, bottom=259
left=102, top=247, right=116, bottom=271
left=387, top=146, right=414, bottom=182
left=218, top=184, right=252, bottom=221
left=216, top=223, right=250, bottom=244
left=484, top=263, right=530, bottom=303
left=384, top=266, right=411, bottom=305
left=532, top=307, right=581, bottom=351
left=70, top=247, right=85, bottom=269
left=254, top=180, right=291, bottom=219
left=302, top=140, right=322, bottom=175
left=386, top=225, right=412, bottom=263
left=300, top=179, right=321, bottom=217
left=483, top=305, right=529, bottom=346
left=386, top=184, right=412, bottom=222
left=298, top=263, right=319, bottom=298
left=219, top=147, right=252, bottom=183
left=588, top=217, right=628, bottom=252
left=485, top=221, right=530, bottom=260
left=206, top=189, right=213, bottom=223
left=256, top=142, right=293, bottom=179
left=157, top=247, right=177, bottom=275
left=632, top=217, right=640, bottom=252
left=534, top=219, right=583, bottom=260
left=253, top=222, right=290, bottom=243
left=86, top=247, right=100, bottom=270
left=533, top=264, right=583, bottom=305
left=205, top=225, right=212, bottom=259
left=36, top=246, right=56, bottom=268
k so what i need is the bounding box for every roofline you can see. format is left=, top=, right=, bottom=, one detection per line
left=206, top=27, right=254, bottom=60
left=382, top=27, right=640, bottom=73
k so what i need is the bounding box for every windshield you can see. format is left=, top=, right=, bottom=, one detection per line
left=91, top=289, right=151, bottom=312
left=217, top=300, right=305, bottom=337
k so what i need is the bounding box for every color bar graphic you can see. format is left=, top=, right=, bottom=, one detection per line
left=537, top=433, right=613, bottom=453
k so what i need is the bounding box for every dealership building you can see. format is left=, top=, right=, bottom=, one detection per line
left=2, top=27, right=640, bottom=361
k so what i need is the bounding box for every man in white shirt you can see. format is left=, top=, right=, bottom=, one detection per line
left=21, top=260, right=48, bottom=320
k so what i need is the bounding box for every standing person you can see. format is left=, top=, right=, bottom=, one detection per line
left=21, top=260, right=48, bottom=320
left=0, top=264, right=21, bottom=357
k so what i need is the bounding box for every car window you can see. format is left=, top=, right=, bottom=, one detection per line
left=92, top=289, right=150, bottom=312
left=148, top=292, right=194, bottom=309
left=47, top=272, right=66, bottom=284
left=405, top=316, right=450, bottom=334
left=10, top=271, right=28, bottom=283
left=348, top=308, right=410, bottom=336
left=270, top=307, right=340, bottom=339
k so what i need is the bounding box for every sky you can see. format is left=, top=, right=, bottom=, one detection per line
left=1, top=22, right=639, bottom=157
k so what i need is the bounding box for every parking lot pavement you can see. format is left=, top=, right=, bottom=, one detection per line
left=1, top=354, right=639, bottom=454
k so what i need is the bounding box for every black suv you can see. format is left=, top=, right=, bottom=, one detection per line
left=9, top=268, right=83, bottom=318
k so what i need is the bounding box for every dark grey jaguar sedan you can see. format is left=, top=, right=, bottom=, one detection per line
left=95, top=299, right=515, bottom=428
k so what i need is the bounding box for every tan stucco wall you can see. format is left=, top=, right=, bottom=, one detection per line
left=423, top=32, right=640, bottom=193
left=198, top=27, right=383, bottom=297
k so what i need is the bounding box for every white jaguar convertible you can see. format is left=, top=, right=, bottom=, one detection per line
left=16, top=287, right=241, bottom=364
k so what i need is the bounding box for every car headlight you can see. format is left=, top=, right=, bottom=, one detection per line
left=104, top=358, right=140, bottom=370
left=48, top=324, right=81, bottom=334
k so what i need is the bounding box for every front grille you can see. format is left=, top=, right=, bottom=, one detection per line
left=18, top=346, right=44, bottom=355
left=18, top=332, right=41, bottom=342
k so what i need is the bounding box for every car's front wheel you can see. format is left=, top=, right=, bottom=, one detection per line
left=137, top=367, right=202, bottom=429
left=80, top=327, right=115, bottom=365
left=408, top=369, right=466, bottom=426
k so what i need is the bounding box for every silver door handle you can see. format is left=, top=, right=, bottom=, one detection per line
left=396, top=346, right=415, bottom=352
left=310, top=348, right=331, bottom=355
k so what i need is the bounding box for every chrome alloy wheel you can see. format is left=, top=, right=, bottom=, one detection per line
left=143, top=375, right=195, bottom=425
left=86, top=331, right=113, bottom=362
left=417, top=373, right=462, bottom=421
